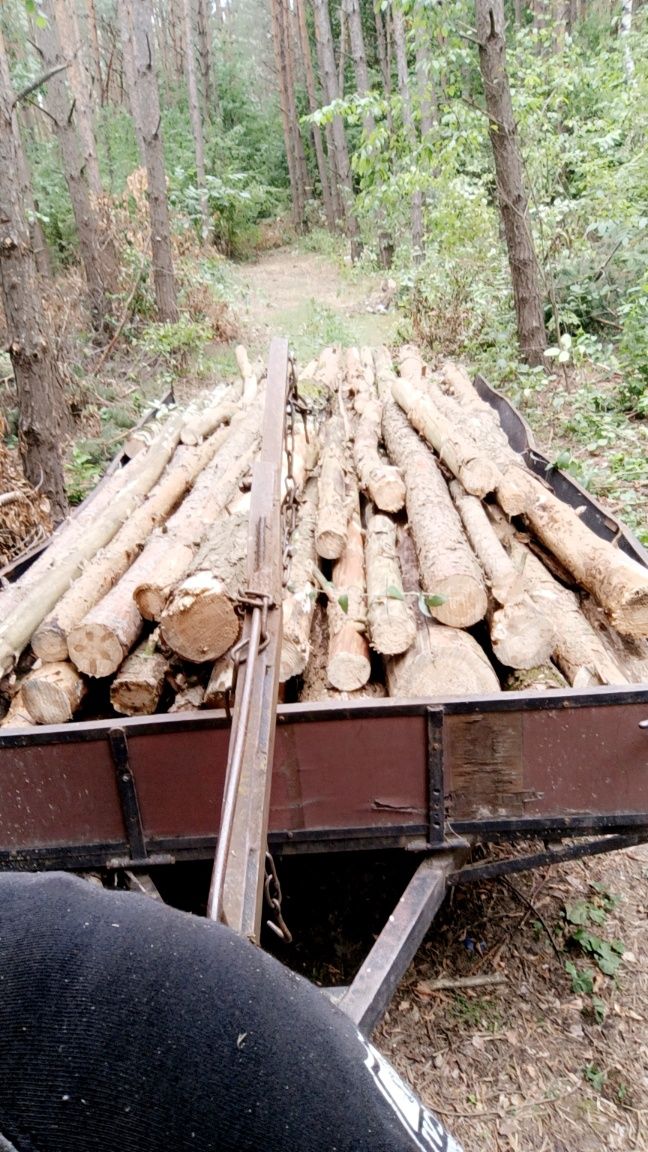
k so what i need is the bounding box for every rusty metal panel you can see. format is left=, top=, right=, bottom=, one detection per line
left=0, top=738, right=123, bottom=848
left=271, top=713, right=428, bottom=831
left=129, top=727, right=229, bottom=839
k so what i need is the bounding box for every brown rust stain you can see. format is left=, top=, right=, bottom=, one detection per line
left=445, top=712, right=526, bottom=818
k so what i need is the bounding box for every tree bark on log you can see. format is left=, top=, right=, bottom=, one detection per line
left=496, top=464, right=648, bottom=637
left=375, top=348, right=488, bottom=629
left=204, top=654, right=233, bottom=708
left=490, top=510, right=629, bottom=687
left=316, top=413, right=350, bottom=559
left=365, top=509, right=416, bottom=655
left=349, top=348, right=405, bottom=513
left=326, top=496, right=371, bottom=691
left=22, top=661, right=87, bottom=725
left=180, top=397, right=238, bottom=446
left=450, top=480, right=555, bottom=669
left=0, top=411, right=187, bottom=677
left=134, top=399, right=262, bottom=620
left=386, top=529, right=500, bottom=698
left=392, top=364, right=502, bottom=498
left=281, top=478, right=319, bottom=682
left=32, top=427, right=230, bottom=662
left=235, top=345, right=259, bottom=404
left=581, top=598, right=648, bottom=685
left=110, top=631, right=169, bottom=715
left=159, top=512, right=248, bottom=663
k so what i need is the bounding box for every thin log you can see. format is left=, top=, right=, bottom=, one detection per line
left=365, top=508, right=416, bottom=656
left=235, top=344, right=258, bottom=404
left=159, top=512, right=248, bottom=663
left=496, top=464, right=648, bottom=637
left=180, top=390, right=239, bottom=446
left=281, top=478, right=318, bottom=681
left=350, top=348, right=405, bottom=513
left=22, top=661, right=87, bottom=724
left=168, top=683, right=205, bottom=712
left=300, top=605, right=385, bottom=701
left=326, top=494, right=371, bottom=691
left=393, top=357, right=502, bottom=498
left=489, top=509, right=628, bottom=687
left=316, top=413, right=350, bottom=559
left=450, top=481, right=555, bottom=669
left=581, top=598, right=648, bottom=686
left=32, top=427, right=230, bottom=662
left=375, top=347, right=488, bottom=629
left=110, top=631, right=169, bottom=715
left=69, top=404, right=261, bottom=677
left=386, top=529, right=500, bottom=699
left=0, top=410, right=187, bottom=677
left=134, top=398, right=262, bottom=620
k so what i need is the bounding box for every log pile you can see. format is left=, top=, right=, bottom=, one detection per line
left=2, top=340, right=648, bottom=732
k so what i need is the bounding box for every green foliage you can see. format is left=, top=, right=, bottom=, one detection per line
left=136, top=317, right=215, bottom=362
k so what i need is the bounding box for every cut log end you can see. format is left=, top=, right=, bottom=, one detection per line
left=68, top=624, right=127, bottom=679
left=431, top=576, right=488, bottom=629
left=135, top=583, right=175, bottom=623
left=22, top=662, right=87, bottom=725
left=316, top=528, right=347, bottom=561
left=159, top=573, right=241, bottom=663
left=280, top=635, right=310, bottom=682
left=368, top=468, right=406, bottom=513
left=607, top=585, right=648, bottom=638
left=490, top=600, right=556, bottom=670
left=369, top=614, right=416, bottom=657
left=327, top=650, right=372, bottom=692
left=30, top=619, right=68, bottom=663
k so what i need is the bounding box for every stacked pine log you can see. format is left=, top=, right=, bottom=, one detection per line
left=2, top=341, right=648, bottom=731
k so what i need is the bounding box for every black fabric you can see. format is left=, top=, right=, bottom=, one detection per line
left=0, top=873, right=460, bottom=1152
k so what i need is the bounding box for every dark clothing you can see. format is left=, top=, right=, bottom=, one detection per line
left=0, top=873, right=460, bottom=1152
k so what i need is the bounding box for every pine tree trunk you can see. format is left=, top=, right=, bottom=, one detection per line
left=120, top=0, right=179, bottom=321
left=196, top=0, right=217, bottom=116
left=392, top=3, right=424, bottom=261
left=84, top=0, right=104, bottom=103
left=36, top=1, right=118, bottom=328
left=620, top=0, right=635, bottom=80
left=0, top=30, right=69, bottom=524
left=475, top=0, right=547, bottom=365
left=50, top=0, right=104, bottom=199
left=271, top=0, right=305, bottom=229
left=284, top=0, right=310, bottom=205
left=296, top=0, right=336, bottom=228
left=183, top=0, right=211, bottom=242
left=311, top=0, right=362, bottom=256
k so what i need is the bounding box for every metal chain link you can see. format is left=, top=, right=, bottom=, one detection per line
left=264, top=850, right=292, bottom=942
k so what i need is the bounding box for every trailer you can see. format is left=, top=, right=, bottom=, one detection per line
left=1, top=338, right=647, bottom=1037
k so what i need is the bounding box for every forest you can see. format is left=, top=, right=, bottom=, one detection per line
left=0, top=0, right=646, bottom=551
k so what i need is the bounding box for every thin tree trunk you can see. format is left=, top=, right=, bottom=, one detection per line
left=120, top=0, right=179, bottom=321
left=296, top=0, right=336, bottom=227
left=0, top=30, right=69, bottom=523
left=51, top=0, right=103, bottom=198
left=311, top=0, right=362, bottom=257
left=392, top=2, right=424, bottom=261
left=475, top=0, right=547, bottom=366
left=83, top=0, right=104, bottom=104
left=414, top=11, right=436, bottom=138
left=183, top=0, right=211, bottom=242
left=196, top=0, right=217, bottom=116
left=284, top=0, right=310, bottom=204
left=36, top=0, right=118, bottom=328
left=270, top=0, right=305, bottom=228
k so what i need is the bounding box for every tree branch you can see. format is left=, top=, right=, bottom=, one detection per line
left=12, top=62, right=69, bottom=107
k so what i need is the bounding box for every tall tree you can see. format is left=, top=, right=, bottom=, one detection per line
left=270, top=0, right=306, bottom=228
left=475, top=0, right=547, bottom=366
left=183, top=0, right=211, bottom=242
left=196, top=0, right=218, bottom=117
left=311, top=0, right=362, bottom=257
left=0, top=30, right=68, bottom=522
left=392, top=2, right=424, bottom=261
left=119, top=0, right=179, bottom=321
left=35, top=0, right=119, bottom=329
left=296, top=0, right=337, bottom=227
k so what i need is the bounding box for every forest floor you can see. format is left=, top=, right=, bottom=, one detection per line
left=230, top=245, right=648, bottom=1152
